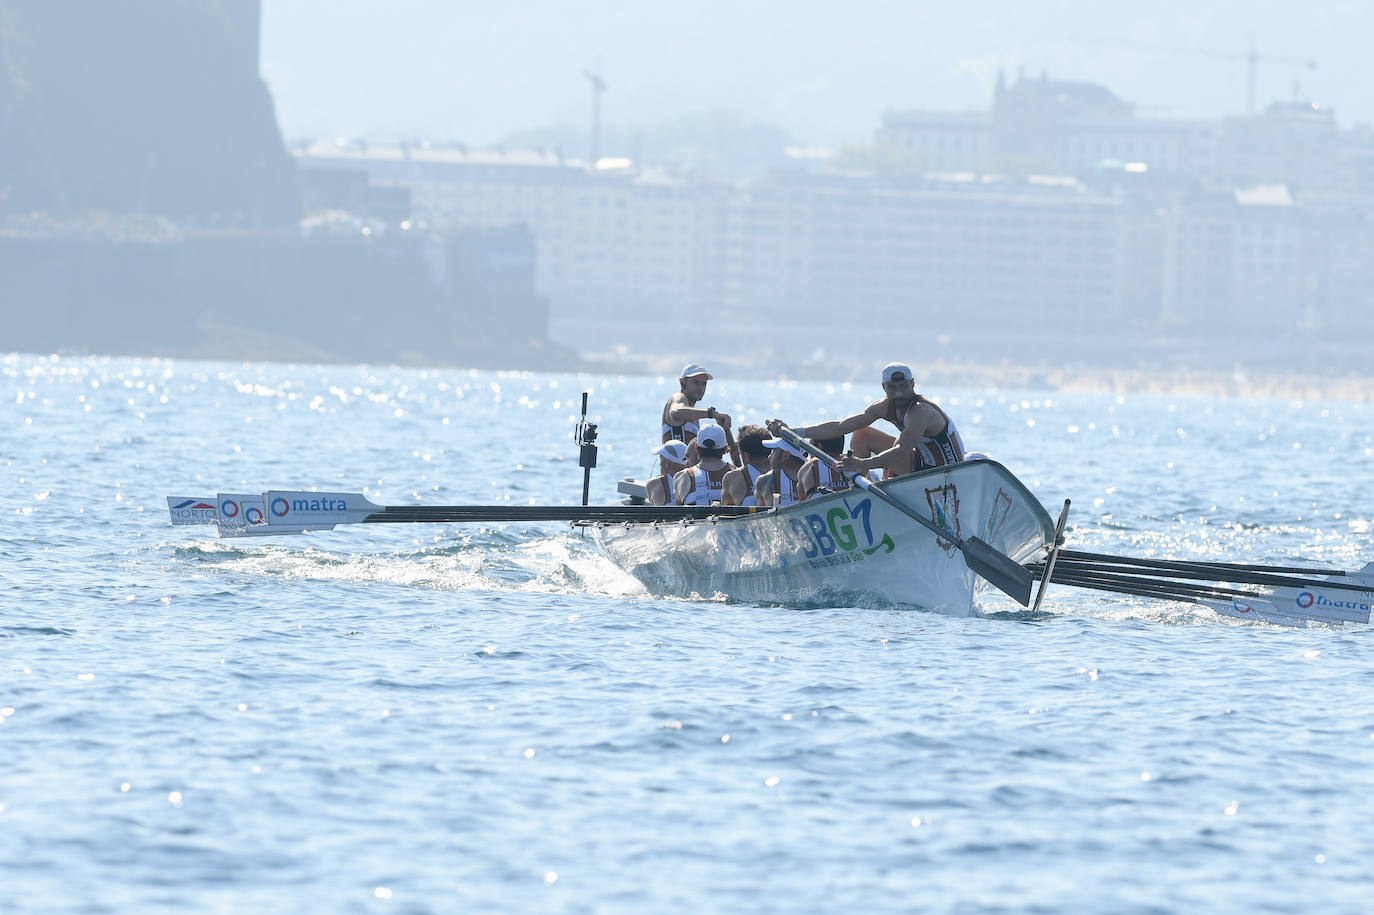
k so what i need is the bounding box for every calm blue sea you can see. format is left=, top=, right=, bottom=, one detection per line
left=4, top=353, right=1374, bottom=914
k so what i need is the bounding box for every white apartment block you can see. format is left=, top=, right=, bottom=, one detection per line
left=297, top=142, right=728, bottom=323
left=297, top=130, right=1374, bottom=342
left=880, top=76, right=1217, bottom=179
left=726, top=173, right=1128, bottom=330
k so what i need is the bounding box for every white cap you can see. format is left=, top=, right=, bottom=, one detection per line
left=679, top=363, right=713, bottom=380
left=762, top=436, right=806, bottom=460
left=696, top=424, right=727, bottom=451
left=881, top=362, right=914, bottom=384
left=653, top=439, right=689, bottom=465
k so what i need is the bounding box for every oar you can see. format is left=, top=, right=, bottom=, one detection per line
left=1030, top=572, right=1216, bottom=606
left=1030, top=499, right=1071, bottom=613
left=1048, top=556, right=1374, bottom=596
left=772, top=426, right=1035, bottom=606
left=1031, top=565, right=1264, bottom=602
left=1057, top=549, right=1347, bottom=579
left=1028, top=567, right=1369, bottom=624
left=261, top=490, right=766, bottom=529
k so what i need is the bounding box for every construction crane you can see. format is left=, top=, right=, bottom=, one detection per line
left=1084, top=32, right=1316, bottom=114
left=582, top=61, right=606, bottom=166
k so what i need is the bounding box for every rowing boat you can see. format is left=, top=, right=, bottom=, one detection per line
left=589, top=458, right=1054, bottom=615
left=164, top=393, right=1374, bottom=627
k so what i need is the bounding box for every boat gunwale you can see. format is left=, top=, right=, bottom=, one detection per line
left=579, top=458, right=1054, bottom=540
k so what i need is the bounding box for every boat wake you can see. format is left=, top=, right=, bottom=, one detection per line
left=163, top=530, right=647, bottom=600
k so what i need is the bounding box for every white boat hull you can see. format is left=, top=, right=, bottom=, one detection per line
left=590, top=459, right=1055, bottom=615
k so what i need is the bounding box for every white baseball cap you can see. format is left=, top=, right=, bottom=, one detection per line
left=762, top=436, right=806, bottom=460
left=881, top=362, right=914, bottom=384
left=679, top=363, right=713, bottom=380
left=653, top=439, right=690, bottom=465
left=696, top=424, right=727, bottom=450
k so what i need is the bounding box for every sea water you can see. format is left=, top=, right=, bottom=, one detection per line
left=2, top=353, right=1373, bottom=914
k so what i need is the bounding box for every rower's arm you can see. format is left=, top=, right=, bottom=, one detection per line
left=796, top=460, right=817, bottom=499
left=754, top=470, right=774, bottom=507
left=720, top=468, right=744, bottom=506
left=850, top=404, right=939, bottom=473
left=666, top=395, right=730, bottom=429
left=775, top=408, right=876, bottom=441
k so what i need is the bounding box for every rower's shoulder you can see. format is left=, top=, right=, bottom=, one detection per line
left=913, top=395, right=947, bottom=417
left=907, top=397, right=948, bottom=430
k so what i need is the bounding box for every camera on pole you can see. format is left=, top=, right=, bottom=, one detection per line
left=574, top=391, right=598, bottom=506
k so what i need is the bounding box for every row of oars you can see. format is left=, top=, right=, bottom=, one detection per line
left=1027, top=548, right=1367, bottom=607
left=362, top=504, right=765, bottom=524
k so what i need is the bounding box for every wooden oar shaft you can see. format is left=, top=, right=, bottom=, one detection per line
left=362, top=504, right=765, bottom=523
left=1037, top=567, right=1260, bottom=602
left=1058, top=549, right=1345, bottom=578
left=1040, top=574, right=1207, bottom=605
left=1048, top=557, right=1372, bottom=595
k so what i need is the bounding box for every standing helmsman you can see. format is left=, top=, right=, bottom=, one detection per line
left=662, top=362, right=731, bottom=446
left=769, top=362, right=965, bottom=479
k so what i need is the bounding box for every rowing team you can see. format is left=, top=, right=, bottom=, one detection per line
left=652, top=360, right=972, bottom=507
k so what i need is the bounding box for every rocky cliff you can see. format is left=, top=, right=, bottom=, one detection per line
left=0, top=0, right=297, bottom=226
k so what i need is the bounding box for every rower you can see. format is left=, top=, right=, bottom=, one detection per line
left=721, top=424, right=770, bottom=506
left=769, top=362, right=965, bottom=479
left=645, top=439, right=689, bottom=506
left=674, top=424, right=734, bottom=505
left=662, top=362, right=730, bottom=446
left=797, top=435, right=851, bottom=499
left=755, top=434, right=806, bottom=506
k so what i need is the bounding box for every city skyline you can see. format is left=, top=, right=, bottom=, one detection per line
left=261, top=0, right=1374, bottom=146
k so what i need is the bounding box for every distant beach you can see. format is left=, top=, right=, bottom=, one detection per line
left=573, top=325, right=1374, bottom=403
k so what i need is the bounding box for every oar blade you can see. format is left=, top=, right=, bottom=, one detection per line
left=217, top=492, right=324, bottom=537
left=263, top=490, right=385, bottom=526
left=166, top=496, right=218, bottom=525
left=961, top=536, right=1034, bottom=607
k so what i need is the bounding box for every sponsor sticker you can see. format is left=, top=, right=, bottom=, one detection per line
left=167, top=498, right=217, bottom=524
left=790, top=496, right=896, bottom=567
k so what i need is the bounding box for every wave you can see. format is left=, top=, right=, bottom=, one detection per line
left=164, top=530, right=646, bottom=599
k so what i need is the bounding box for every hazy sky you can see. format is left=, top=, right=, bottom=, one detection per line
left=261, top=0, right=1373, bottom=145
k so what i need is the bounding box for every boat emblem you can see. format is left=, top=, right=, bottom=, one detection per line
left=983, top=489, right=1013, bottom=543
left=924, top=484, right=960, bottom=554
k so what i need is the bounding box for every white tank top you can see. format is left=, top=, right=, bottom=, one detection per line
left=759, top=469, right=799, bottom=507
left=682, top=465, right=727, bottom=505
left=811, top=461, right=848, bottom=494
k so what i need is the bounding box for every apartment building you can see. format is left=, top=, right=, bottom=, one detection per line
left=880, top=74, right=1216, bottom=178
left=297, top=142, right=729, bottom=324
left=726, top=170, right=1132, bottom=332
left=297, top=127, right=1373, bottom=345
